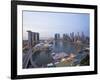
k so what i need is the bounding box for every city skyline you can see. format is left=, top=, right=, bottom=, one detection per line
left=23, top=11, right=90, bottom=40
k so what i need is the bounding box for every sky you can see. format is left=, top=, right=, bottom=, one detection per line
left=23, top=11, right=90, bottom=40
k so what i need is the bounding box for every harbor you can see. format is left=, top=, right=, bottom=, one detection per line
left=23, top=31, right=89, bottom=68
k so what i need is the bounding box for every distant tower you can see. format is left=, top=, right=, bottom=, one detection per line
left=55, top=33, right=60, bottom=40
left=32, top=32, right=36, bottom=46
left=58, top=34, right=60, bottom=39
left=32, top=32, right=40, bottom=46
left=63, top=34, right=66, bottom=40
left=37, top=33, right=39, bottom=42
left=70, top=32, right=74, bottom=42
left=27, top=31, right=40, bottom=47
left=35, top=32, right=39, bottom=44
left=27, top=31, right=32, bottom=48
left=77, top=32, right=80, bottom=40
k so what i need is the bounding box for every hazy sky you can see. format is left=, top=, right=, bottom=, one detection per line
left=23, top=11, right=90, bottom=40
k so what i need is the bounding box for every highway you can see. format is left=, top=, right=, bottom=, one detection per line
left=23, top=49, right=38, bottom=68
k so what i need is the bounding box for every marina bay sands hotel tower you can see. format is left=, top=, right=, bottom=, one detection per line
left=27, top=31, right=39, bottom=48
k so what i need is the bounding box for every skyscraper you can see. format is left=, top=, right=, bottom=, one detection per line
left=27, top=31, right=32, bottom=48
left=55, top=33, right=60, bottom=40
left=27, top=31, right=40, bottom=47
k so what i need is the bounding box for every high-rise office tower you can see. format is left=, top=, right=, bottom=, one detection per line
left=55, top=33, right=60, bottom=40
left=27, top=31, right=32, bottom=48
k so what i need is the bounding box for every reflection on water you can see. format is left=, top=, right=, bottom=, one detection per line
left=31, top=40, right=88, bottom=67
left=53, top=40, right=77, bottom=54
left=32, top=51, right=53, bottom=67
